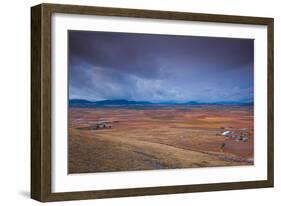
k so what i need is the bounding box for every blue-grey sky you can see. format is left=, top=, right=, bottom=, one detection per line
left=68, top=30, right=254, bottom=103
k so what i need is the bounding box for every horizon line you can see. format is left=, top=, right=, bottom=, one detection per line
left=69, top=98, right=254, bottom=104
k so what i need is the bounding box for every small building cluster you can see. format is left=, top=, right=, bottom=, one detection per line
left=221, top=130, right=249, bottom=142
left=94, top=121, right=112, bottom=130
left=78, top=121, right=112, bottom=131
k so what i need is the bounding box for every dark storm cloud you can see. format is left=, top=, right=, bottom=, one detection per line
left=68, top=30, right=254, bottom=103
left=69, top=31, right=162, bottom=79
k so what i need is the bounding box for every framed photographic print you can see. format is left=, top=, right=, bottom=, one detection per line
left=31, top=3, right=274, bottom=202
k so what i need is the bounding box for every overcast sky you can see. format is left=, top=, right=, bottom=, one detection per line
left=68, top=30, right=254, bottom=103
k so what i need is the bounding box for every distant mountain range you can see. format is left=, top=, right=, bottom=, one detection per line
left=69, top=99, right=253, bottom=107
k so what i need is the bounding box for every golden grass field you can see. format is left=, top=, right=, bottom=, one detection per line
left=68, top=105, right=254, bottom=173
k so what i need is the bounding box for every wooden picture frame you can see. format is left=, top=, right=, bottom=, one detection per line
left=31, top=3, right=274, bottom=202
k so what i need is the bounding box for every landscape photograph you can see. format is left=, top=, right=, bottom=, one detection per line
left=68, top=30, right=254, bottom=174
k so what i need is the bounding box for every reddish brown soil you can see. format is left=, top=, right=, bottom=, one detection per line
left=68, top=105, right=254, bottom=173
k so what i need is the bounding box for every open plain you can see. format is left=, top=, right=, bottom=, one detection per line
left=68, top=105, right=254, bottom=173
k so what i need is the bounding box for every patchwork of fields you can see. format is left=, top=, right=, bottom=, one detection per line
left=68, top=105, right=254, bottom=173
